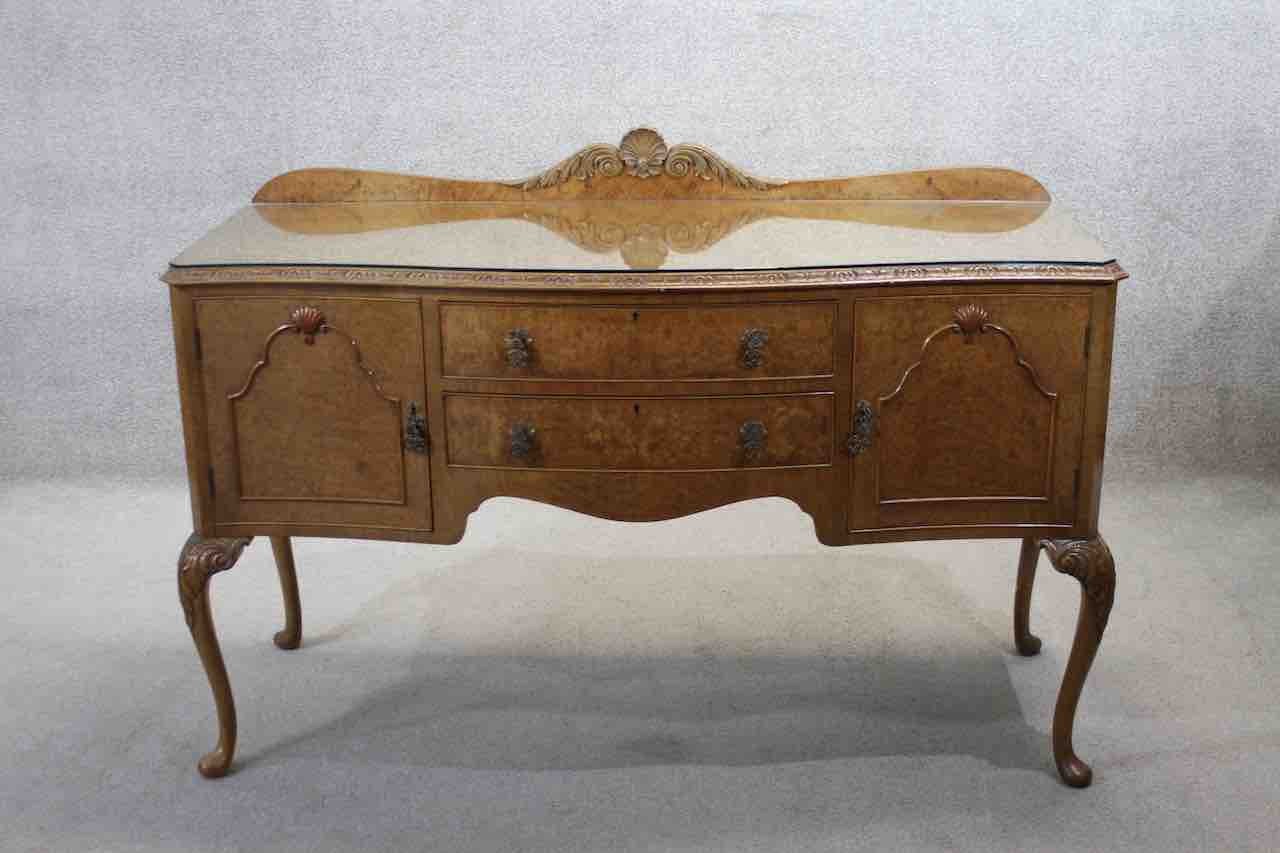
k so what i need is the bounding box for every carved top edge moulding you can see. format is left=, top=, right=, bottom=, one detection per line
left=252, top=127, right=1052, bottom=205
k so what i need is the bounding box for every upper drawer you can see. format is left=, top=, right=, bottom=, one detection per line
left=439, top=301, right=836, bottom=381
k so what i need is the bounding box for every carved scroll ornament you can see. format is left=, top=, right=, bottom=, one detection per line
left=508, top=128, right=779, bottom=192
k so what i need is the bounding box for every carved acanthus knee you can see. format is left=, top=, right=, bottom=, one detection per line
left=178, top=535, right=252, bottom=628
left=1040, top=537, right=1115, bottom=636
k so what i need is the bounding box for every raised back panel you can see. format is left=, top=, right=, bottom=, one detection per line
left=253, top=127, right=1051, bottom=204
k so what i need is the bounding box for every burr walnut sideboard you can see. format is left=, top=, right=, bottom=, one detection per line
left=166, top=128, right=1125, bottom=786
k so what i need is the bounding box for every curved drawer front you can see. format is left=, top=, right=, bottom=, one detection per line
left=444, top=393, right=834, bottom=471
left=440, top=301, right=836, bottom=381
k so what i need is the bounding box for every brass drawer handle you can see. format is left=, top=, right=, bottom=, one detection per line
left=740, top=328, right=769, bottom=369
left=739, top=420, right=768, bottom=458
left=404, top=402, right=428, bottom=453
left=846, top=400, right=875, bottom=455
left=510, top=422, right=538, bottom=459
left=504, top=328, right=534, bottom=368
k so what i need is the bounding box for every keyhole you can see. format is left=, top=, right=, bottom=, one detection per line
left=633, top=403, right=640, bottom=416
left=632, top=311, right=640, bottom=322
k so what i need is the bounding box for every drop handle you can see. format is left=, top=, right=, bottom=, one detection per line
left=739, top=328, right=769, bottom=369
left=404, top=402, right=429, bottom=453
left=509, top=422, right=538, bottom=459
left=739, top=420, right=768, bottom=459
left=846, top=400, right=875, bottom=455
left=504, top=328, right=533, bottom=368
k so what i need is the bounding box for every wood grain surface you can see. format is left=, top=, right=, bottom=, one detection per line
left=167, top=129, right=1123, bottom=785
left=440, top=301, right=836, bottom=381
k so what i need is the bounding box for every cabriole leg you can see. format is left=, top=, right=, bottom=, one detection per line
left=177, top=534, right=251, bottom=778
left=1013, top=537, right=1043, bottom=655
left=1041, top=535, right=1116, bottom=788
left=270, top=536, right=302, bottom=650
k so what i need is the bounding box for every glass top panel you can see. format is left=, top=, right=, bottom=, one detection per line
left=171, top=200, right=1113, bottom=271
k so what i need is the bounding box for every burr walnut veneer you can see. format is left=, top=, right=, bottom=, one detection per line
left=166, top=128, right=1125, bottom=786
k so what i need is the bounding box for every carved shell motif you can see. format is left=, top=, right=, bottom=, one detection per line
left=289, top=305, right=327, bottom=344
left=619, top=128, right=668, bottom=178
left=953, top=304, right=991, bottom=341
left=508, top=128, right=778, bottom=191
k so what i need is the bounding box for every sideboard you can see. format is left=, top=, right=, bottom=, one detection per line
left=166, top=128, right=1125, bottom=786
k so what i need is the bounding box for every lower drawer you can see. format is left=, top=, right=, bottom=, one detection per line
left=444, top=393, right=834, bottom=471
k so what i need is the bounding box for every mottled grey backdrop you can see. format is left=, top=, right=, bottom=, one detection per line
left=3, top=1, right=1278, bottom=481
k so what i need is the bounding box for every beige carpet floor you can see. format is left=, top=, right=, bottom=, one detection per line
left=2, top=475, right=1278, bottom=852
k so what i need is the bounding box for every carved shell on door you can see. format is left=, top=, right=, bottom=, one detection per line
left=289, top=305, right=327, bottom=343
left=953, top=304, right=990, bottom=339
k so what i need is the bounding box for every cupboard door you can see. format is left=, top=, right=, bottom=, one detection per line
left=195, top=297, right=431, bottom=533
left=849, top=293, right=1092, bottom=532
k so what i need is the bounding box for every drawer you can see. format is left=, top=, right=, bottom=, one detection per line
left=445, top=393, right=834, bottom=471
left=440, top=301, right=836, bottom=381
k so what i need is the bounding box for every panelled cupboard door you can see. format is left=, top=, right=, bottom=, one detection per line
left=194, top=296, right=432, bottom=533
left=849, top=292, right=1092, bottom=533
